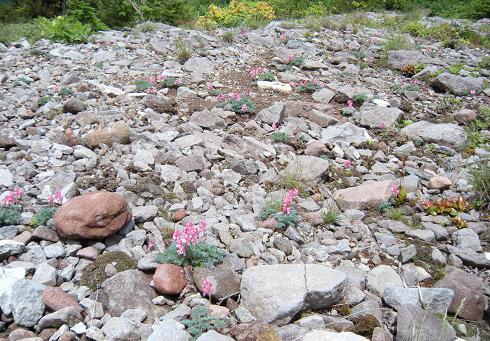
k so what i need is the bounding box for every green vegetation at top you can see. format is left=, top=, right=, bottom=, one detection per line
left=1, top=0, right=489, bottom=44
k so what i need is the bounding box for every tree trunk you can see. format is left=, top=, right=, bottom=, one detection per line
left=61, top=0, right=67, bottom=15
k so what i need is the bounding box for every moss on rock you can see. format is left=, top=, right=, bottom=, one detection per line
left=79, top=251, right=137, bottom=291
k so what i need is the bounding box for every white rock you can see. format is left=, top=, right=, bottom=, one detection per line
left=257, top=81, right=292, bottom=92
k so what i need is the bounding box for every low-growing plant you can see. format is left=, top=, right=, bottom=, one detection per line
left=181, top=306, right=226, bottom=339
left=323, top=208, right=339, bottom=225
left=468, top=161, right=490, bottom=210
left=0, top=206, right=21, bottom=226
left=196, top=0, right=275, bottom=28
left=281, top=170, right=309, bottom=197
left=155, top=221, right=224, bottom=267
left=220, top=31, right=235, bottom=43
left=39, top=16, right=92, bottom=43
left=260, top=189, right=300, bottom=229
left=135, top=79, right=153, bottom=92
left=293, top=80, right=322, bottom=93
left=390, top=184, right=408, bottom=207
left=402, top=63, right=417, bottom=76
left=138, top=21, right=159, bottom=32
left=271, top=131, right=289, bottom=143
left=174, top=38, right=192, bottom=64
left=31, top=207, right=56, bottom=227
left=249, top=66, right=275, bottom=82
left=384, top=207, right=406, bottom=221
left=58, top=87, right=74, bottom=96
left=284, top=54, right=304, bottom=67
left=421, top=196, right=471, bottom=218
left=216, top=93, right=255, bottom=114
left=383, top=34, right=413, bottom=52
left=37, top=96, right=53, bottom=107
left=260, top=200, right=282, bottom=221
left=353, top=93, right=369, bottom=104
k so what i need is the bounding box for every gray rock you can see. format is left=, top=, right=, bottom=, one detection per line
left=63, top=98, right=86, bottom=114
left=32, top=262, right=57, bottom=286
left=387, top=49, right=443, bottom=70
left=334, top=180, right=392, bottom=210
left=121, top=308, right=147, bottom=323
left=0, top=240, right=26, bottom=260
left=405, top=228, right=435, bottom=242
left=383, top=287, right=454, bottom=313
left=284, top=155, right=329, bottom=184
left=183, top=57, right=214, bottom=74
left=312, top=88, right=335, bottom=103
left=240, top=264, right=346, bottom=325
left=10, top=279, right=45, bottom=327
left=101, top=317, right=139, bottom=341
left=366, top=265, right=403, bottom=297
left=0, top=168, right=13, bottom=187
left=446, top=245, right=490, bottom=268
left=399, top=244, right=416, bottom=263
left=148, top=319, right=192, bottom=341
left=321, top=122, right=370, bottom=146
left=433, top=72, right=484, bottom=96
left=303, top=330, right=369, bottom=341
left=401, top=121, right=466, bottom=147
left=196, top=330, right=234, bottom=341
left=395, top=304, right=456, bottom=341
left=0, top=266, right=25, bottom=315
left=355, top=103, right=402, bottom=128
left=192, top=266, right=241, bottom=300
left=256, top=102, right=285, bottom=124
left=100, top=270, right=158, bottom=319
left=229, top=238, right=254, bottom=258
left=421, top=222, right=448, bottom=240
left=452, top=228, right=481, bottom=251
left=190, top=108, right=226, bottom=129
left=175, top=155, right=206, bottom=172
left=133, top=205, right=158, bottom=223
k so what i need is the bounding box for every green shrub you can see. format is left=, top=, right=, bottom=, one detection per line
left=401, top=21, right=427, bottom=36
left=0, top=21, right=45, bottom=44
left=196, top=0, right=275, bottom=28
left=220, top=31, right=235, bottom=43
left=383, top=34, right=413, bottom=52
left=156, top=243, right=225, bottom=267
left=39, top=16, right=93, bottom=43
left=323, top=209, right=339, bottom=224
left=68, top=0, right=137, bottom=28
left=0, top=205, right=21, bottom=226
left=31, top=207, right=56, bottom=227
left=68, top=2, right=108, bottom=30
left=271, top=132, right=289, bottom=143
left=260, top=200, right=283, bottom=221
left=142, top=0, right=195, bottom=25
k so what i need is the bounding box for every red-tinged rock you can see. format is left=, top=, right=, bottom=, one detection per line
left=171, top=209, right=186, bottom=222
left=42, top=287, right=83, bottom=312
left=152, top=264, right=187, bottom=295
left=54, top=192, right=132, bottom=240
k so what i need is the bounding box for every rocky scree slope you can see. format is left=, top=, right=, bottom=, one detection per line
left=0, top=12, right=489, bottom=341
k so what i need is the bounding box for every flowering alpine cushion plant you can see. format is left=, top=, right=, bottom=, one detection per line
left=260, top=189, right=300, bottom=229
left=249, top=66, right=275, bottom=82
left=0, top=188, right=23, bottom=226
left=216, top=92, right=255, bottom=114
left=135, top=74, right=184, bottom=93
left=156, top=220, right=225, bottom=267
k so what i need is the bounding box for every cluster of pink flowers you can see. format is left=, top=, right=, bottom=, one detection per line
left=284, top=54, right=295, bottom=64
left=289, top=80, right=323, bottom=88
left=343, top=160, right=352, bottom=169
left=271, top=121, right=279, bottom=130
left=279, top=32, right=288, bottom=42
left=249, top=66, right=266, bottom=80
left=47, top=190, right=63, bottom=205
left=241, top=104, right=250, bottom=113
left=470, top=89, right=477, bottom=95
left=346, top=99, right=354, bottom=107
left=217, top=91, right=250, bottom=103
left=283, top=189, right=299, bottom=214
left=1, top=188, right=23, bottom=207
left=391, top=184, right=400, bottom=197
left=147, top=239, right=155, bottom=252
left=378, top=122, right=385, bottom=129
left=144, top=74, right=182, bottom=94
left=202, top=278, right=213, bottom=299
left=207, top=83, right=214, bottom=90
left=173, top=220, right=207, bottom=255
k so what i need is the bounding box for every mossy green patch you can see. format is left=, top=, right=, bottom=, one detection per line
left=79, top=251, right=137, bottom=291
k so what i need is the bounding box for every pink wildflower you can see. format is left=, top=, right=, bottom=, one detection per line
left=216, top=94, right=226, bottom=101
left=271, top=121, right=278, bottom=130
left=231, top=92, right=241, bottom=101
left=147, top=75, right=156, bottom=84
left=347, top=99, right=353, bottom=107
left=1, top=188, right=23, bottom=206
left=175, top=79, right=182, bottom=85
left=147, top=239, right=155, bottom=252
left=391, top=184, right=400, bottom=197
left=207, top=83, right=214, bottom=90
left=470, top=89, right=476, bottom=95
left=283, top=189, right=299, bottom=215
left=343, top=160, right=352, bottom=169
left=279, top=32, right=287, bottom=42
left=241, top=104, right=249, bottom=113
left=378, top=122, right=385, bottom=129
left=157, top=74, right=166, bottom=82
left=284, top=54, right=294, bottom=64
left=146, top=87, right=157, bottom=94
left=202, top=278, right=213, bottom=299
left=173, top=220, right=207, bottom=255
left=47, top=190, right=63, bottom=205
left=249, top=67, right=265, bottom=79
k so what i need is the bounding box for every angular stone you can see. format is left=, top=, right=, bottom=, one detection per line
left=147, top=319, right=192, bottom=341
left=435, top=267, right=486, bottom=320
left=42, top=287, right=82, bottom=312
left=36, top=306, right=82, bottom=332
left=395, top=304, right=455, bottom=341
left=100, top=270, right=158, bottom=318
left=193, top=266, right=240, bottom=300
left=321, top=122, right=370, bottom=146
left=401, top=121, right=466, bottom=147
left=256, top=102, right=286, bottom=124
left=101, top=317, right=140, bottom=341
left=366, top=265, right=403, bottom=297
left=356, top=103, right=402, bottom=128
left=428, top=176, right=452, bottom=189
left=387, top=50, right=442, bottom=70
left=284, top=155, right=329, bottom=184
left=383, top=287, right=453, bottom=313
left=334, top=180, right=392, bottom=210
left=54, top=192, right=132, bottom=240
left=303, top=330, right=369, bottom=341
left=143, top=95, right=175, bottom=113
left=190, top=108, right=226, bottom=129
left=183, top=57, right=214, bottom=74
left=452, top=229, right=481, bottom=251
left=10, top=279, right=45, bottom=327
left=0, top=240, right=26, bottom=260
left=240, top=264, right=346, bottom=325
left=0, top=266, right=25, bottom=315
left=433, top=72, right=484, bottom=96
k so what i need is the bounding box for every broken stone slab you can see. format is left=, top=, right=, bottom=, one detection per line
left=400, top=121, right=466, bottom=147
left=355, top=102, right=402, bottom=129
left=257, top=81, right=292, bottom=92
left=283, top=155, right=330, bottom=185
left=383, top=287, right=454, bottom=313
left=240, top=264, right=346, bottom=325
